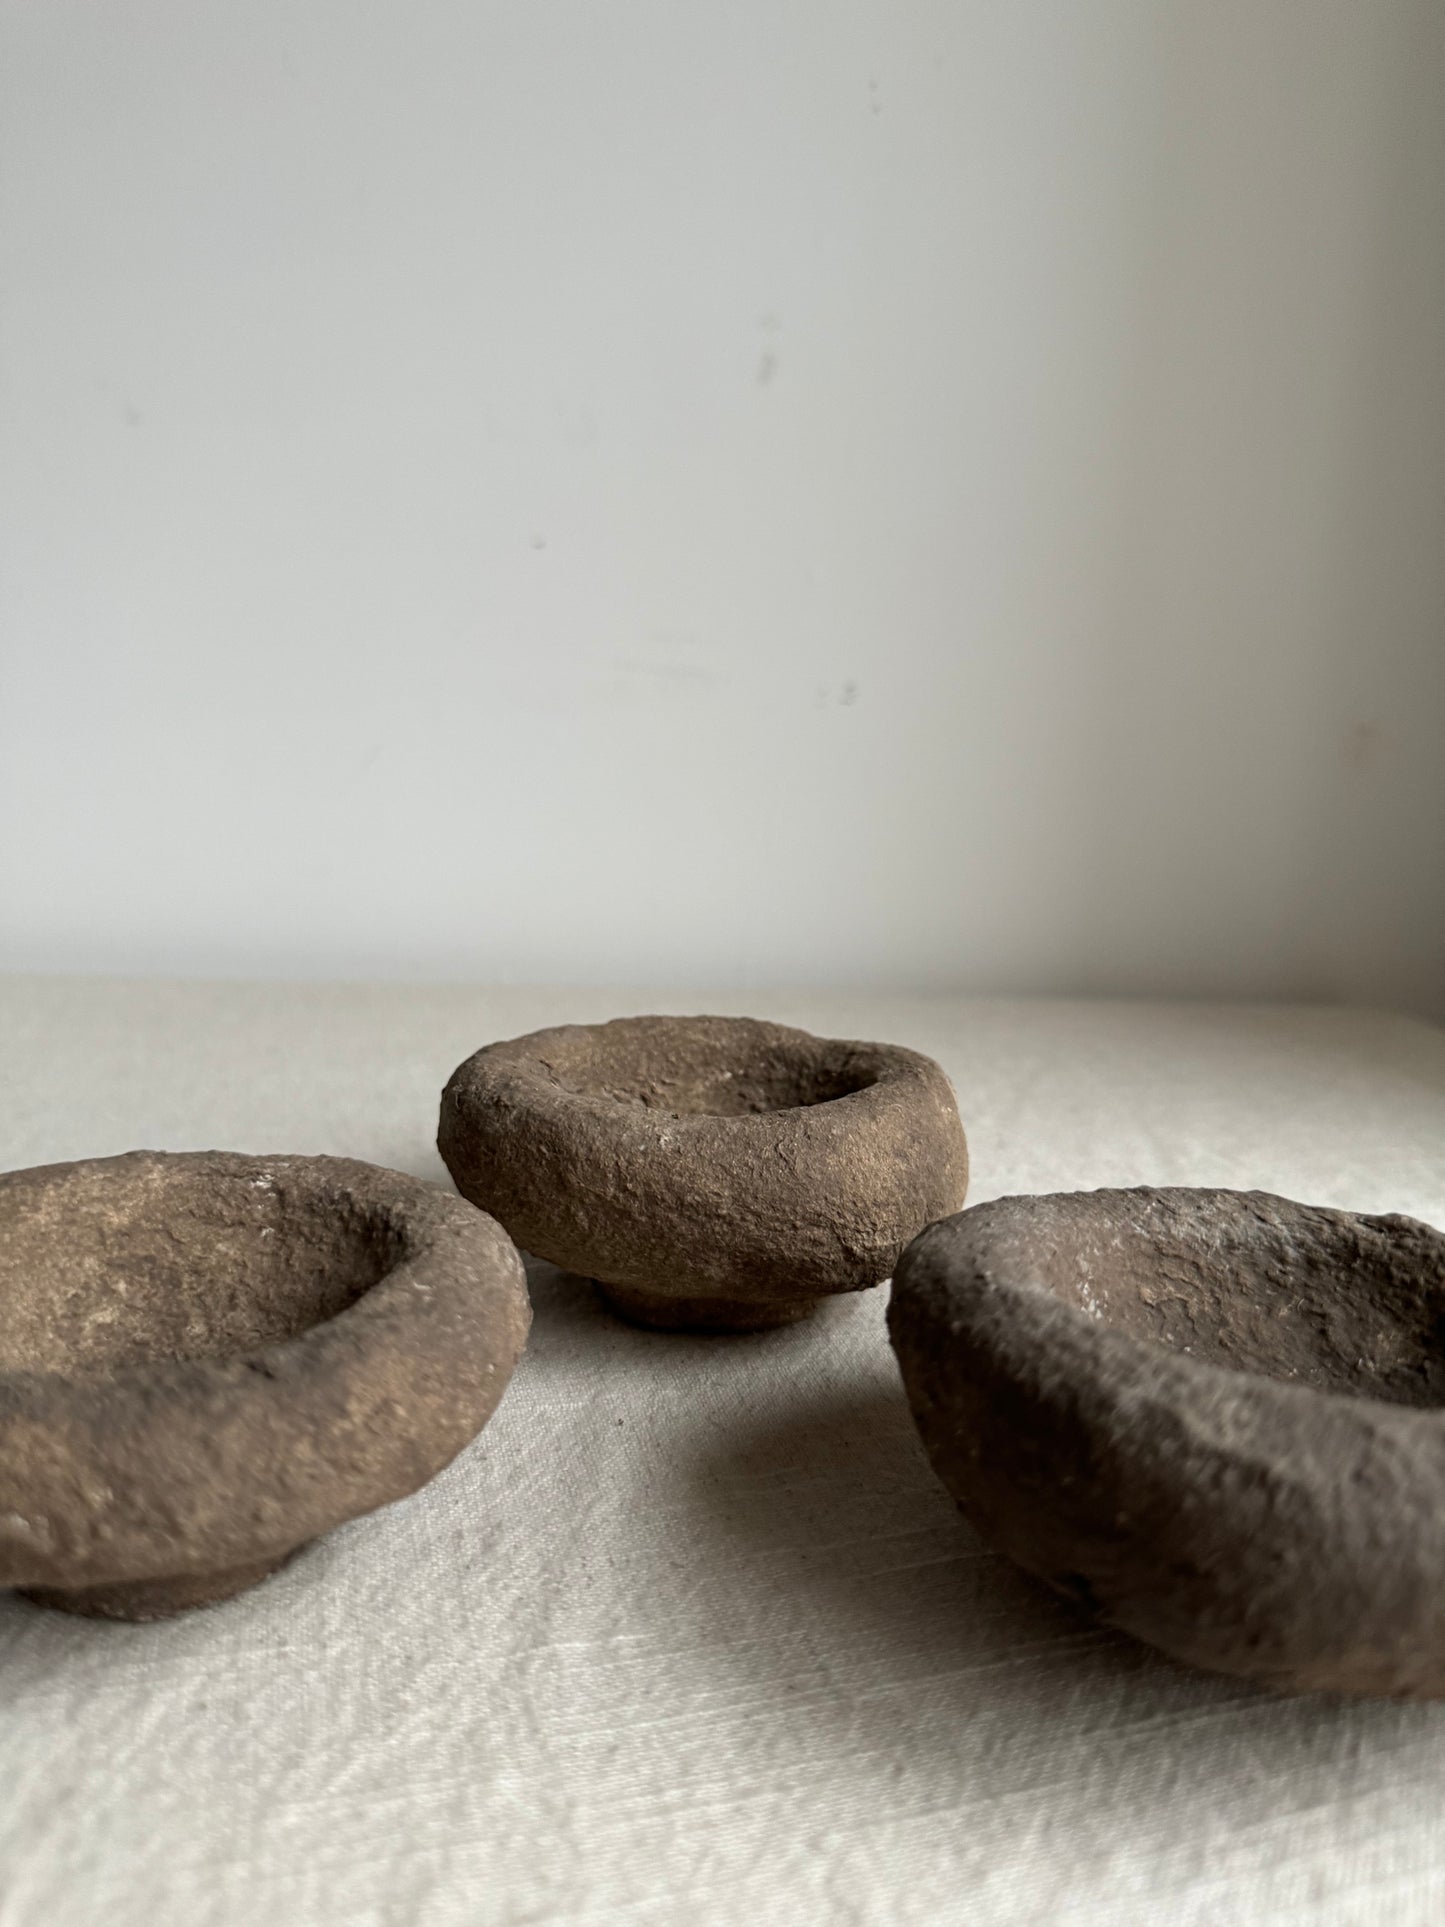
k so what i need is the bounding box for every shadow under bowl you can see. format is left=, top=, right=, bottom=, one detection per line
left=0, top=1150, right=530, bottom=1619
left=888, top=1187, right=1445, bottom=1698
left=439, top=1014, right=968, bottom=1331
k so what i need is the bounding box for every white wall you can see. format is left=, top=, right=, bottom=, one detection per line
left=3, top=1, right=1442, bottom=1013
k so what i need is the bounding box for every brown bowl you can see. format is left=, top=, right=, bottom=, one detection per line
left=439, top=1015, right=968, bottom=1331
left=889, top=1187, right=1445, bottom=1697
left=0, top=1150, right=529, bottom=1620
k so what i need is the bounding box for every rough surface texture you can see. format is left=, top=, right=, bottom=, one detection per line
left=439, top=1014, right=968, bottom=1330
left=890, top=1187, right=1445, bottom=1698
left=0, top=1150, right=530, bottom=1616
left=9, top=980, right=1445, bottom=1927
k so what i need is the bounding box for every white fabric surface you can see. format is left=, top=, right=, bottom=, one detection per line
left=2, top=978, right=1445, bottom=1927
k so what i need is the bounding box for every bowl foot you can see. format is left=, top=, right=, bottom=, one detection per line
left=20, top=1547, right=304, bottom=1621
left=596, top=1280, right=822, bottom=1332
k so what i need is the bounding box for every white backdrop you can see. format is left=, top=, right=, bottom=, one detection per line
left=3, top=1, right=1442, bottom=1015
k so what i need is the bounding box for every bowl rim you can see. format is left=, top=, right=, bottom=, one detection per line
left=892, top=1184, right=1445, bottom=1429
left=451, top=1013, right=947, bottom=1133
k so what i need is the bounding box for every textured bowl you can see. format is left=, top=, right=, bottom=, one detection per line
left=0, top=1150, right=530, bottom=1620
left=889, top=1187, right=1445, bottom=1697
left=439, top=1015, right=968, bottom=1331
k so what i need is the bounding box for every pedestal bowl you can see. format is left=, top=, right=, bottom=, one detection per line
left=439, top=1015, right=968, bottom=1331
left=0, top=1150, right=529, bottom=1620
left=889, top=1187, right=1445, bottom=1697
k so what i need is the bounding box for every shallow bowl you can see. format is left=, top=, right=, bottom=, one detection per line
left=889, top=1187, right=1445, bottom=1697
left=439, top=1015, right=968, bottom=1331
left=0, top=1150, right=530, bottom=1619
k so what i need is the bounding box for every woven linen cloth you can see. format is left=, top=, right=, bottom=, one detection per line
left=2, top=977, right=1444, bottom=1927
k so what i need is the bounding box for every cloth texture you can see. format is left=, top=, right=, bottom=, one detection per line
left=1, top=977, right=1444, bottom=1927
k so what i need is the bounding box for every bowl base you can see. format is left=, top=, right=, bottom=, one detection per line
left=596, top=1280, right=821, bottom=1333
left=20, top=1547, right=303, bottom=1622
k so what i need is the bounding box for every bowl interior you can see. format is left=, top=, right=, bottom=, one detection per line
left=1012, top=1193, right=1445, bottom=1409
left=0, top=1162, right=403, bottom=1375
left=540, top=1021, right=882, bottom=1118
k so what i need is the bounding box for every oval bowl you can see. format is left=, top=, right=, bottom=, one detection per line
left=0, top=1150, right=530, bottom=1619
left=889, top=1186, right=1445, bottom=1697
left=440, top=1015, right=968, bottom=1331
